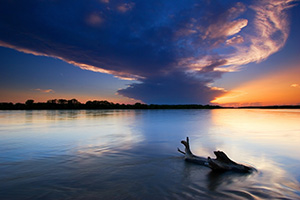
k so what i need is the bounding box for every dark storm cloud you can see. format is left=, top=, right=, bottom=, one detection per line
left=0, top=0, right=184, bottom=77
left=118, top=70, right=225, bottom=105
left=0, top=0, right=294, bottom=104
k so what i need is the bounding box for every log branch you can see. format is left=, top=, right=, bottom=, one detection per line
left=177, top=148, right=185, bottom=155
left=178, top=137, right=255, bottom=173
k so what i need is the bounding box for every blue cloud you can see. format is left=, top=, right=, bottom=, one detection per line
left=0, top=0, right=294, bottom=104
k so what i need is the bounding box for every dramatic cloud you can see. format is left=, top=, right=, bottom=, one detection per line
left=0, top=0, right=296, bottom=104
left=118, top=71, right=225, bottom=104
left=222, top=0, right=296, bottom=69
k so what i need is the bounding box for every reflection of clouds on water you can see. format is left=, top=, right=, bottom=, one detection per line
left=178, top=109, right=300, bottom=199
left=0, top=110, right=145, bottom=161
left=179, top=159, right=299, bottom=199
left=209, top=109, right=300, bottom=160
left=72, top=110, right=145, bottom=156
left=252, top=157, right=300, bottom=197
left=206, top=170, right=254, bottom=191
left=209, top=109, right=300, bottom=171
left=76, top=130, right=144, bottom=156
left=1, top=109, right=300, bottom=199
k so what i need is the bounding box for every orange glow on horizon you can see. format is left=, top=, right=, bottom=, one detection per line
left=212, top=64, right=300, bottom=106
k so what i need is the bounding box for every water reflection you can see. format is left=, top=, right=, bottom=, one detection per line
left=206, top=170, right=252, bottom=191
left=0, top=109, right=299, bottom=199
left=209, top=109, right=300, bottom=170
left=210, top=109, right=300, bottom=153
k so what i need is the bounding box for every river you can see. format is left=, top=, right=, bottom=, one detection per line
left=0, top=109, right=299, bottom=199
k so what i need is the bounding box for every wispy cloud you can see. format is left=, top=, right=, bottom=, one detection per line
left=117, top=3, right=135, bottom=13
left=222, top=0, right=296, bottom=68
left=226, top=35, right=244, bottom=45
left=0, top=0, right=296, bottom=104
left=86, top=12, right=104, bottom=27
left=291, top=83, right=300, bottom=88
left=203, top=18, right=248, bottom=40
left=34, top=89, right=55, bottom=93
left=100, top=0, right=110, bottom=4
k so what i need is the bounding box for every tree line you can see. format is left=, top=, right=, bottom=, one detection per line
left=0, top=99, right=222, bottom=110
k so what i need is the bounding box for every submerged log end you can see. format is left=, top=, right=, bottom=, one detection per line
left=208, top=153, right=255, bottom=173
left=214, top=151, right=237, bottom=165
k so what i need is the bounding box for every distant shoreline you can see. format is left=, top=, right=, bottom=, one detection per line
left=1, top=99, right=300, bottom=110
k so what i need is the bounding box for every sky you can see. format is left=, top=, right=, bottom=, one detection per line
left=0, top=0, right=300, bottom=106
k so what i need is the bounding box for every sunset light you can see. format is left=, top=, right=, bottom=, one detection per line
left=1, top=1, right=300, bottom=199
left=1, top=0, right=299, bottom=105
left=212, top=64, right=300, bottom=106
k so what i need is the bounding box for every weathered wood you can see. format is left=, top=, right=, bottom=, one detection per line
left=178, top=137, right=255, bottom=173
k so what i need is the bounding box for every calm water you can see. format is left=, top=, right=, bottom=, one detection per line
left=0, top=109, right=300, bottom=200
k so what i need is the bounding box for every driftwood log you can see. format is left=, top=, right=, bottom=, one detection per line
left=178, top=137, right=255, bottom=173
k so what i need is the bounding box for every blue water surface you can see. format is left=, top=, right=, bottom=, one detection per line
left=0, top=109, right=299, bottom=199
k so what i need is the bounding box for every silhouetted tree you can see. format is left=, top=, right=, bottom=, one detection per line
left=0, top=98, right=229, bottom=110
left=47, top=99, right=57, bottom=104
left=68, top=98, right=80, bottom=105
left=133, top=102, right=148, bottom=109
left=58, top=99, right=67, bottom=104
left=0, top=103, right=14, bottom=109
left=25, top=99, right=34, bottom=105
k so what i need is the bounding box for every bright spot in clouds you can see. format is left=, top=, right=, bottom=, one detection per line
left=291, top=84, right=300, bottom=88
